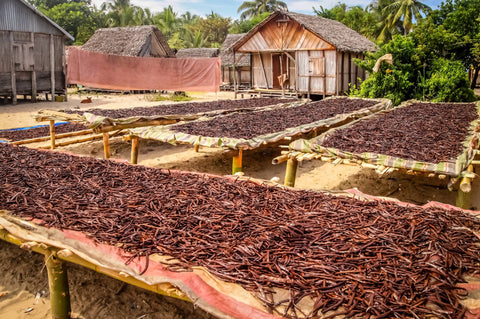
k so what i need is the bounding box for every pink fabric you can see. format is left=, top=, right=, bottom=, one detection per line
left=67, top=47, right=221, bottom=92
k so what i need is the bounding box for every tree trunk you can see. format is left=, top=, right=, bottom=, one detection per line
left=471, top=66, right=479, bottom=89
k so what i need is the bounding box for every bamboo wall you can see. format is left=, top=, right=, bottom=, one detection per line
left=0, top=30, right=66, bottom=102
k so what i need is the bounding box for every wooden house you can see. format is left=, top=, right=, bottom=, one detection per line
left=176, top=48, right=219, bottom=58
left=82, top=25, right=175, bottom=58
left=0, top=0, right=74, bottom=104
left=231, top=10, right=376, bottom=97
left=220, top=33, right=251, bottom=89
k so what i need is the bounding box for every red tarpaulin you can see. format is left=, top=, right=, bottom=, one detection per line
left=67, top=47, right=222, bottom=92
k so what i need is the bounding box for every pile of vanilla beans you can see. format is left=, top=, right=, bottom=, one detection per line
left=1, top=143, right=479, bottom=318
left=174, top=98, right=377, bottom=139
left=320, top=102, right=478, bottom=163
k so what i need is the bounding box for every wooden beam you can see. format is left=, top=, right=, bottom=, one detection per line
left=307, top=50, right=311, bottom=99
left=341, top=51, right=345, bottom=94
left=31, top=32, right=37, bottom=102
left=258, top=52, right=269, bottom=89
left=9, top=31, right=17, bottom=105
left=284, top=52, right=295, bottom=64
left=233, top=51, right=237, bottom=99
left=348, top=52, right=352, bottom=91
left=323, top=51, right=326, bottom=99
left=50, top=34, right=55, bottom=102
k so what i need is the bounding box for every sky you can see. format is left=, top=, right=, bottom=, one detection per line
left=91, top=0, right=445, bottom=20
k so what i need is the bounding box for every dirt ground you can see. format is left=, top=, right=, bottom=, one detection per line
left=1, top=90, right=480, bottom=318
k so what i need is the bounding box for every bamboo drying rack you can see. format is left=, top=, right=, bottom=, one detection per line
left=0, top=225, right=190, bottom=319
left=273, top=150, right=479, bottom=209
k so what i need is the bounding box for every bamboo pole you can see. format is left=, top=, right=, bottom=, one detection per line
left=103, top=133, right=110, bottom=159
left=49, top=120, right=56, bottom=150
left=13, top=129, right=94, bottom=145
left=0, top=229, right=190, bottom=302
left=284, top=158, right=298, bottom=187
left=131, top=136, right=139, bottom=164
left=457, top=165, right=474, bottom=209
left=232, top=149, right=243, bottom=175
left=45, top=253, right=71, bottom=319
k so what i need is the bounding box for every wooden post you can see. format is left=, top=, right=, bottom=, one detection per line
left=9, top=31, right=17, bottom=105
left=258, top=52, right=269, bottom=89
left=45, top=254, right=71, bottom=319
left=102, top=132, right=110, bottom=159
left=233, top=51, right=237, bottom=99
left=284, top=158, right=298, bottom=187
left=354, top=53, right=359, bottom=88
left=322, top=51, right=326, bottom=99
left=280, top=54, right=285, bottom=98
left=50, top=34, right=55, bottom=101
left=31, top=32, right=37, bottom=102
left=232, top=149, right=243, bottom=175
left=49, top=120, right=56, bottom=150
left=341, top=51, right=345, bottom=94
left=131, top=136, right=139, bottom=164
left=456, top=165, right=473, bottom=209
left=348, top=52, right=352, bottom=91
left=307, top=51, right=311, bottom=99
left=194, top=144, right=200, bottom=152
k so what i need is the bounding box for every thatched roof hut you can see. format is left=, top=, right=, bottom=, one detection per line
left=176, top=48, right=219, bottom=58
left=82, top=25, right=175, bottom=58
left=232, top=10, right=376, bottom=97
left=220, top=33, right=250, bottom=67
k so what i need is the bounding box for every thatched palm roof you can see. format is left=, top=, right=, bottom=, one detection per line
left=220, top=33, right=250, bottom=67
left=176, top=48, right=219, bottom=58
left=82, top=25, right=175, bottom=57
left=233, top=11, right=376, bottom=53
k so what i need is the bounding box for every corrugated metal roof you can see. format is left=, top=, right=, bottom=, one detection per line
left=0, top=0, right=74, bottom=41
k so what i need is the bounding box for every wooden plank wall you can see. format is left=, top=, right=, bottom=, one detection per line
left=0, top=31, right=65, bottom=96
left=252, top=53, right=272, bottom=88
left=336, top=51, right=366, bottom=95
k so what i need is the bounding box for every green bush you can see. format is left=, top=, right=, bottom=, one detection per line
left=352, top=35, right=477, bottom=105
left=353, top=36, right=419, bottom=105
left=421, top=58, right=477, bottom=102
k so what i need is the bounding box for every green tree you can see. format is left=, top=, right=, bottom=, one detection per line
left=313, top=3, right=378, bottom=40
left=40, top=2, right=96, bottom=44
left=28, top=0, right=91, bottom=9
left=353, top=35, right=476, bottom=104
left=101, top=0, right=145, bottom=27
left=367, top=0, right=403, bottom=43
left=425, top=0, right=480, bottom=88
left=237, top=0, right=287, bottom=20
left=153, top=5, right=180, bottom=39
left=383, top=0, right=431, bottom=35
left=197, top=12, right=231, bottom=47
left=229, top=12, right=270, bottom=33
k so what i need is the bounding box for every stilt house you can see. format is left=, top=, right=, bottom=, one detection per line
left=82, top=25, right=175, bottom=58
left=220, top=33, right=251, bottom=89
left=231, top=10, right=376, bottom=97
left=0, top=0, right=74, bottom=104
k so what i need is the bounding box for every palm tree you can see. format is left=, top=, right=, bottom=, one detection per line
left=384, top=0, right=431, bottom=35
left=154, top=5, right=180, bottom=39
left=367, top=0, right=403, bottom=43
left=101, top=0, right=140, bottom=27
left=237, top=0, right=287, bottom=20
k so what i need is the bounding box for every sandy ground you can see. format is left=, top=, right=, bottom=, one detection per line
left=1, top=90, right=480, bottom=318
